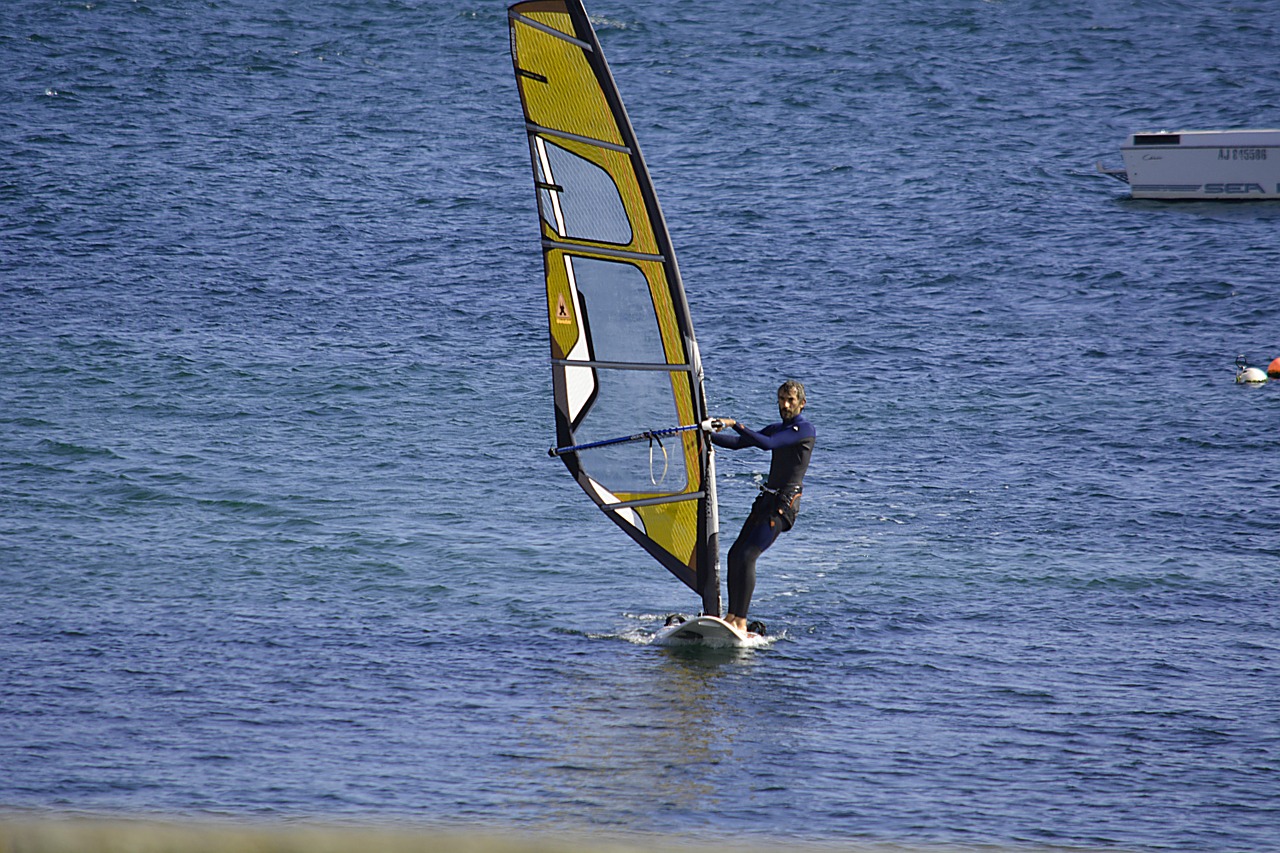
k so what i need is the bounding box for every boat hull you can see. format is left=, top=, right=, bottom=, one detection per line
left=1115, top=130, right=1280, bottom=200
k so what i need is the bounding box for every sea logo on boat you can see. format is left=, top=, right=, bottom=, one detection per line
left=1203, top=183, right=1265, bottom=194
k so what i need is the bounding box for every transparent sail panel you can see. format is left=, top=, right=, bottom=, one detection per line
left=570, top=257, right=665, bottom=364
left=571, top=368, right=690, bottom=495
left=537, top=140, right=632, bottom=244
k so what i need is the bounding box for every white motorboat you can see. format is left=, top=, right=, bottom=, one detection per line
left=1098, top=129, right=1280, bottom=200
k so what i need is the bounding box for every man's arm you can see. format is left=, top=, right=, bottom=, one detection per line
left=709, top=427, right=745, bottom=449
left=730, top=420, right=815, bottom=451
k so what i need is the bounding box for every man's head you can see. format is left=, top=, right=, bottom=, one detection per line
left=777, top=379, right=805, bottom=420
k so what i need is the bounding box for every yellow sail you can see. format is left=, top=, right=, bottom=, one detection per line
left=508, top=0, right=720, bottom=614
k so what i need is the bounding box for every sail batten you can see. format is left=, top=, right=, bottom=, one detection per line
left=605, top=492, right=705, bottom=510
left=508, top=10, right=595, bottom=50
left=541, top=242, right=664, bottom=263
left=508, top=0, right=721, bottom=616
left=524, top=123, right=633, bottom=155
left=551, top=359, right=693, bottom=372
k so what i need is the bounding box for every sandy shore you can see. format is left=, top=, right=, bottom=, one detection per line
left=0, top=814, right=1129, bottom=853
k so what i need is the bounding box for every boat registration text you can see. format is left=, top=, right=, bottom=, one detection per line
left=1218, top=148, right=1268, bottom=160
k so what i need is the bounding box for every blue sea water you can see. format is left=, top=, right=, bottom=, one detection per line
left=3, top=0, right=1279, bottom=850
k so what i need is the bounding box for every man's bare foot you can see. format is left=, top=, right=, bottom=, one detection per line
left=724, top=614, right=748, bottom=633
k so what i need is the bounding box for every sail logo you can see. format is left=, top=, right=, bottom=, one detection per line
left=555, top=293, right=573, bottom=325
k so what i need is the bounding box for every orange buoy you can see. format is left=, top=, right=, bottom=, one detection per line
left=1269, top=358, right=1280, bottom=377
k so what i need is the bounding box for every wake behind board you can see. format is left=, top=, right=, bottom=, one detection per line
left=653, top=615, right=768, bottom=649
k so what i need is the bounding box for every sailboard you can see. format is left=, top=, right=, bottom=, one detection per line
left=507, top=0, right=722, bottom=620
left=651, top=615, right=767, bottom=649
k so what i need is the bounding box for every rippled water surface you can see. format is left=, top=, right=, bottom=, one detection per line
left=3, top=1, right=1279, bottom=851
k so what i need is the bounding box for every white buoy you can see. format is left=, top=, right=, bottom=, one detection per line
left=1236, top=355, right=1269, bottom=384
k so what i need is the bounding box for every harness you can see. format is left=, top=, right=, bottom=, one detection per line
left=749, top=483, right=803, bottom=530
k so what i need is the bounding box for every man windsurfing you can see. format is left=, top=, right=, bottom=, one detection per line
left=709, top=379, right=816, bottom=634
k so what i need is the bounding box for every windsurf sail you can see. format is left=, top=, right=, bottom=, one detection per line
left=508, top=0, right=721, bottom=616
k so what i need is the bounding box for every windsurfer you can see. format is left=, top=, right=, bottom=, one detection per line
left=709, top=380, right=816, bottom=634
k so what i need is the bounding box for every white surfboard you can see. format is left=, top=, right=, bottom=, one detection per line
left=652, top=615, right=767, bottom=649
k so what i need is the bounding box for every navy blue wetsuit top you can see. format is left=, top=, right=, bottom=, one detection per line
left=710, top=413, right=816, bottom=492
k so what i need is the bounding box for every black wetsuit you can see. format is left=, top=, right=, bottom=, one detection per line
left=710, top=413, right=816, bottom=617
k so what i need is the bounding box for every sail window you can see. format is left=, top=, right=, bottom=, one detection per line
left=571, top=369, right=690, bottom=495
left=569, top=257, right=665, bottom=364
left=536, top=138, right=632, bottom=245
